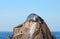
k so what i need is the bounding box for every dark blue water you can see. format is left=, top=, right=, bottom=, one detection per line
left=0, top=32, right=13, bottom=39
left=52, top=32, right=60, bottom=39
left=0, top=32, right=60, bottom=39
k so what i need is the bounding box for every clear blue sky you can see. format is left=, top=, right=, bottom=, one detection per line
left=0, top=0, right=60, bottom=32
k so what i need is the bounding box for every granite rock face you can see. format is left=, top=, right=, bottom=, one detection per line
left=7, top=13, right=56, bottom=39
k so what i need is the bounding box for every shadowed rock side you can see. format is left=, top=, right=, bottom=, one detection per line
left=7, top=13, right=56, bottom=39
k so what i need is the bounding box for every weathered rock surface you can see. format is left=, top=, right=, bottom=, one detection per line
left=7, top=13, right=56, bottom=39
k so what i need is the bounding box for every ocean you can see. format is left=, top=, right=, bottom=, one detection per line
left=0, top=32, right=60, bottom=39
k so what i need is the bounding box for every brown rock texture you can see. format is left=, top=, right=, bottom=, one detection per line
left=7, top=13, right=56, bottom=39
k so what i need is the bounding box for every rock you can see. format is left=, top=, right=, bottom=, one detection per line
left=7, top=13, right=56, bottom=39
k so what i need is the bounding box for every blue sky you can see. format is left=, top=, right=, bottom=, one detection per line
left=0, top=0, right=60, bottom=32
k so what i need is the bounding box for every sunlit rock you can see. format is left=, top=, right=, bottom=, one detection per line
left=7, top=13, right=56, bottom=39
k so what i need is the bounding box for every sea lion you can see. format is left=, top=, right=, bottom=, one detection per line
left=27, top=13, right=43, bottom=23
